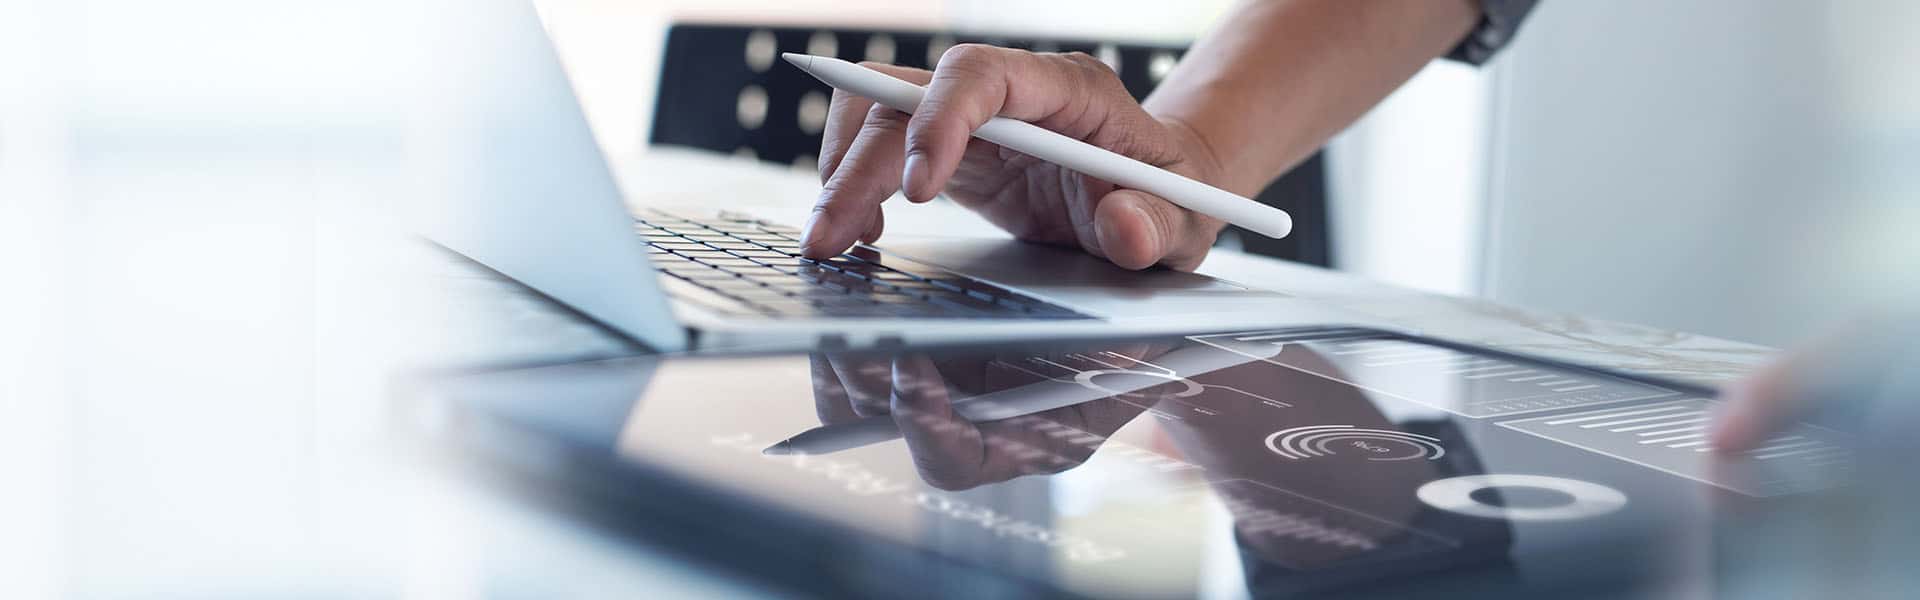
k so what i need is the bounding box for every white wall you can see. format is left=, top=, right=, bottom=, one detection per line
left=1328, top=61, right=1490, bottom=296
left=1483, top=0, right=1920, bottom=347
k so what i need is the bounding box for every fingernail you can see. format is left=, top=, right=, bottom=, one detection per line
left=901, top=152, right=929, bottom=202
left=1129, top=203, right=1162, bottom=254
left=800, top=210, right=833, bottom=257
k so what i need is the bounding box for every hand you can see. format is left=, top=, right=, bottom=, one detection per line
left=808, top=346, right=1162, bottom=490
left=1710, top=314, right=1920, bottom=453
left=804, top=44, right=1230, bottom=271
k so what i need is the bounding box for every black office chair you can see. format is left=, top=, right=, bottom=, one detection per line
left=650, top=24, right=1329, bottom=267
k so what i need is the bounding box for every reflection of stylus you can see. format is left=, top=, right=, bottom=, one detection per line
left=765, top=343, right=1279, bottom=455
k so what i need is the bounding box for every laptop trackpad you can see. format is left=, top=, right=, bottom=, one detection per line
left=874, top=237, right=1290, bottom=315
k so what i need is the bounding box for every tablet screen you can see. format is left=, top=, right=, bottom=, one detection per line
left=429, top=327, right=1853, bottom=597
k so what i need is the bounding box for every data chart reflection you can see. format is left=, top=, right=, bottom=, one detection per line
left=422, top=327, right=1865, bottom=597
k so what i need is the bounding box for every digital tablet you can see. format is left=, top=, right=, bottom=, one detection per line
left=404, top=326, right=1854, bottom=598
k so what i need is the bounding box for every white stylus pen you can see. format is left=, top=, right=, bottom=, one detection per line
left=782, top=53, right=1293, bottom=239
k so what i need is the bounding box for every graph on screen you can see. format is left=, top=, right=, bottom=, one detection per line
left=1190, top=330, right=1682, bottom=418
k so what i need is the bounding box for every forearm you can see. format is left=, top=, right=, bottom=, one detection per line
left=1144, top=0, right=1481, bottom=196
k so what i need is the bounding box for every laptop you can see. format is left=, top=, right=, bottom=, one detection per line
left=412, top=0, right=1350, bottom=353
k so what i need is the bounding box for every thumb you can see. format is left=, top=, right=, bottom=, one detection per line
left=1094, top=189, right=1211, bottom=271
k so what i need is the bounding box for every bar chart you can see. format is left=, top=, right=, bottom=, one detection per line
left=1497, top=398, right=1854, bottom=496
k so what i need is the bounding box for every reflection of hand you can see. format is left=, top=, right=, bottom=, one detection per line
left=802, top=45, right=1230, bottom=271
left=808, top=346, right=1169, bottom=490
left=1711, top=314, right=1920, bottom=453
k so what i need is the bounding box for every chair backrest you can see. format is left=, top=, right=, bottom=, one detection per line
left=650, top=24, right=1328, bottom=266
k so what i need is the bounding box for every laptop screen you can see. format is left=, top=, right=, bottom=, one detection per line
left=418, top=327, right=1855, bottom=597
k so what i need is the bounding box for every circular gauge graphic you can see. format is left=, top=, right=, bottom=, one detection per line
left=1074, top=369, right=1204, bottom=399
left=1416, top=474, right=1627, bottom=521
left=1265, top=425, right=1447, bottom=462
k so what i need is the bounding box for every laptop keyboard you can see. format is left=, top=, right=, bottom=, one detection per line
left=634, top=208, right=1090, bottom=320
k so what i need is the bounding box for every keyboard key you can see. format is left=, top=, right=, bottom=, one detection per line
left=753, top=299, right=825, bottom=316
left=699, top=258, right=761, bottom=269
left=868, top=270, right=923, bottom=281
left=882, top=279, right=938, bottom=291
left=871, top=292, right=927, bottom=305
left=639, top=208, right=1091, bottom=320
left=746, top=272, right=804, bottom=283
left=821, top=270, right=872, bottom=285
left=731, top=250, right=788, bottom=261
left=698, top=277, right=764, bottom=289
left=721, top=263, right=782, bottom=275
left=816, top=295, right=877, bottom=307
left=729, top=287, right=794, bottom=300
left=765, top=283, right=820, bottom=294
left=663, top=268, right=735, bottom=280
left=652, top=257, right=699, bottom=269
left=656, top=261, right=711, bottom=271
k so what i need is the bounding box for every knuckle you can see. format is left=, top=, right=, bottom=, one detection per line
left=902, top=109, right=950, bottom=151
left=934, top=45, right=1008, bottom=84
left=939, top=43, right=998, bottom=67
left=1053, top=51, right=1114, bottom=86
left=862, top=103, right=909, bottom=131
left=815, top=159, right=834, bottom=183
left=1059, top=50, right=1108, bottom=73
left=820, top=171, right=892, bottom=205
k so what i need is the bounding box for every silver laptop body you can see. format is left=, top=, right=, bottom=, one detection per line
left=413, top=0, right=1351, bottom=353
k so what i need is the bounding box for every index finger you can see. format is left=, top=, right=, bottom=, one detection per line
left=817, top=63, right=932, bottom=183
left=899, top=45, right=1122, bottom=202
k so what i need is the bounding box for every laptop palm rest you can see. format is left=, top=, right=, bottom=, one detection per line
left=873, top=237, right=1293, bottom=318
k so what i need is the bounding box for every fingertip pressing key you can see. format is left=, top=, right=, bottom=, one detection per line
left=799, top=209, right=840, bottom=258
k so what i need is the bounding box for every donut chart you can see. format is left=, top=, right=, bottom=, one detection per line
left=1416, top=474, right=1627, bottom=521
